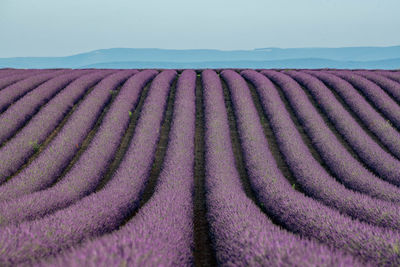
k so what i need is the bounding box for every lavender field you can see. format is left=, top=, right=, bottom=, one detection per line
left=1, top=68, right=400, bottom=266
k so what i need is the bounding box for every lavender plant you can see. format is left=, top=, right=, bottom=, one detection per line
left=0, top=68, right=397, bottom=266
left=0, top=70, right=157, bottom=225
left=280, top=70, right=400, bottom=202
left=0, top=70, right=117, bottom=202
left=0, top=69, right=70, bottom=113
left=0, top=69, right=53, bottom=90
left=0, top=70, right=176, bottom=266
left=240, top=70, right=400, bottom=230
left=331, top=70, right=400, bottom=129
left=0, top=69, right=27, bottom=79
left=378, top=70, right=400, bottom=84
left=0, top=69, right=93, bottom=144
left=222, top=69, right=400, bottom=265
left=39, top=69, right=196, bottom=267
left=202, top=69, right=362, bottom=266
left=0, top=70, right=135, bottom=186
left=304, top=70, right=400, bottom=186
left=355, top=70, right=400, bottom=104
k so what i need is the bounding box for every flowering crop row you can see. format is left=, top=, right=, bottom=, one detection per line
left=204, top=69, right=360, bottom=266
left=306, top=70, right=400, bottom=185
left=306, top=70, right=400, bottom=159
left=0, top=70, right=175, bottom=265
left=332, top=71, right=400, bottom=129
left=0, top=69, right=28, bottom=79
left=0, top=69, right=52, bottom=90
left=0, top=70, right=115, bottom=202
left=379, top=70, right=400, bottom=84
left=0, top=70, right=135, bottom=194
left=0, top=69, right=70, bottom=113
left=40, top=69, right=196, bottom=267
left=254, top=70, right=400, bottom=230
left=0, top=69, right=399, bottom=266
left=356, top=70, right=400, bottom=104
left=285, top=70, right=400, bottom=202
left=0, top=70, right=93, bottom=145
left=237, top=70, right=400, bottom=265
left=0, top=71, right=157, bottom=226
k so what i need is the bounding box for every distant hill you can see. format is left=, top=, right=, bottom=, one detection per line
left=1, top=46, right=400, bottom=69
left=81, top=58, right=400, bottom=70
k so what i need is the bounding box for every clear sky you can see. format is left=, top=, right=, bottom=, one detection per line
left=1, top=0, right=399, bottom=57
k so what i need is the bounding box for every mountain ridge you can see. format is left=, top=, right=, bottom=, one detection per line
left=1, top=46, right=399, bottom=69
left=79, top=57, right=400, bottom=70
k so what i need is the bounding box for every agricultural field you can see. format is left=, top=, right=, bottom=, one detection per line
left=0, top=68, right=400, bottom=266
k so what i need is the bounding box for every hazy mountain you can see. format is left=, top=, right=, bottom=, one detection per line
left=80, top=58, right=400, bottom=70
left=0, top=46, right=399, bottom=69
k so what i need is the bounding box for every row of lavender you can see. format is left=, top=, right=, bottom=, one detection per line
left=0, top=68, right=399, bottom=265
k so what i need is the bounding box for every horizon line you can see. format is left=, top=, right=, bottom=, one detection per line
left=1, top=45, right=400, bottom=59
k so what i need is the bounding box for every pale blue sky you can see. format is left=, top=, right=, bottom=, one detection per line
left=1, top=0, right=399, bottom=57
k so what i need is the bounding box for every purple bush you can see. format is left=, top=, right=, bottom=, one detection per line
left=39, top=69, right=196, bottom=267
left=280, top=70, right=400, bottom=203
left=201, top=69, right=362, bottom=266
left=0, top=69, right=27, bottom=79
left=305, top=70, right=400, bottom=159
left=355, top=70, right=400, bottom=104
left=223, top=69, right=400, bottom=265
left=241, top=70, right=400, bottom=230
left=0, top=69, right=94, bottom=145
left=304, top=70, right=400, bottom=186
left=330, top=70, right=400, bottom=129
left=0, top=69, right=35, bottom=80
left=0, top=68, right=398, bottom=266
left=0, top=70, right=176, bottom=266
left=0, top=70, right=157, bottom=225
left=378, top=70, right=400, bottom=84
left=0, top=69, right=53, bottom=90
left=0, top=69, right=71, bottom=113
left=0, top=70, right=117, bottom=202
left=0, top=70, right=135, bottom=187
left=0, top=71, right=93, bottom=140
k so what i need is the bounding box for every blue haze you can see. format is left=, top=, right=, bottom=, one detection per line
left=0, top=0, right=399, bottom=57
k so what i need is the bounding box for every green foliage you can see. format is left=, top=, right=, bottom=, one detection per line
left=29, top=140, right=40, bottom=152
left=393, top=244, right=399, bottom=254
